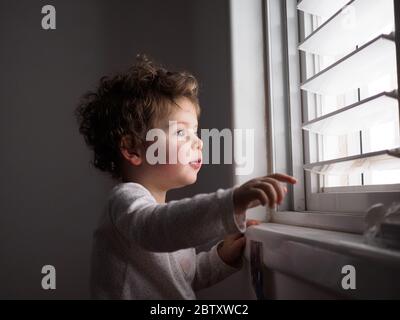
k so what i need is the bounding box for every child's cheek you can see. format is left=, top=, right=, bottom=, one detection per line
left=167, top=139, right=193, bottom=165
left=164, top=137, right=178, bottom=164
left=177, top=142, right=193, bottom=165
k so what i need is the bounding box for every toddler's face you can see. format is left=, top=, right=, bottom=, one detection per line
left=150, top=97, right=203, bottom=189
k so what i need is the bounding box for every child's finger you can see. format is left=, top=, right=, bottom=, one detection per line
left=246, top=219, right=261, bottom=227
left=248, top=188, right=268, bottom=207
left=265, top=173, right=297, bottom=184
left=232, top=236, right=246, bottom=250
left=253, top=183, right=277, bottom=208
left=260, top=178, right=285, bottom=204
left=247, top=199, right=262, bottom=209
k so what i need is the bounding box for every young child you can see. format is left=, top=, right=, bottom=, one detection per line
left=76, top=55, right=297, bottom=300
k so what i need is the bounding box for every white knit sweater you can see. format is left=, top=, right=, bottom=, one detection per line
left=90, top=182, right=246, bottom=300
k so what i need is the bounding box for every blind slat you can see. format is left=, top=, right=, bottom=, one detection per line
left=300, top=35, right=396, bottom=95
left=302, top=92, right=398, bottom=135
left=304, top=149, right=400, bottom=176
left=299, top=0, right=394, bottom=56
left=297, top=0, right=350, bottom=18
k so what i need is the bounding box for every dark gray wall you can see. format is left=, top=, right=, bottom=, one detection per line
left=0, top=0, right=236, bottom=299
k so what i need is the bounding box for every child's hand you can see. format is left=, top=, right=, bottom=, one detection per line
left=233, top=173, right=297, bottom=214
left=217, top=233, right=246, bottom=268
left=217, top=220, right=261, bottom=268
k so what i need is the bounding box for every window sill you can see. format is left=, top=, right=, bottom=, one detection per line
left=271, top=210, right=365, bottom=234
left=244, top=222, right=400, bottom=299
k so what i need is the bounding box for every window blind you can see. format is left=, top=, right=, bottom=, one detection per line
left=297, top=0, right=399, bottom=186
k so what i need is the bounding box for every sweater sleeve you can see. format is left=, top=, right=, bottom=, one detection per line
left=192, top=241, right=242, bottom=291
left=108, top=183, right=246, bottom=252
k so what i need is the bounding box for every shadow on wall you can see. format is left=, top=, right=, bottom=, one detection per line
left=0, top=0, right=235, bottom=299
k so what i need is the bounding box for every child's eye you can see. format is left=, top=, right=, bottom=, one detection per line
left=176, top=129, right=185, bottom=137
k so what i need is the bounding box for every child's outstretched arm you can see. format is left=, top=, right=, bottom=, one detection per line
left=108, top=173, right=296, bottom=252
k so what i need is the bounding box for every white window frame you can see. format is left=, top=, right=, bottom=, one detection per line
left=262, top=0, right=400, bottom=231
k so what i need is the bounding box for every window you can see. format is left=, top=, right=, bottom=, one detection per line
left=297, top=0, right=400, bottom=213
left=299, top=0, right=399, bottom=189
left=263, top=0, right=400, bottom=217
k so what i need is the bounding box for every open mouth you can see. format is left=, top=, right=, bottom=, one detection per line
left=189, top=158, right=202, bottom=169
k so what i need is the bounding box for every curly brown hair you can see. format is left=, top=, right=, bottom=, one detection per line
left=75, top=54, right=200, bottom=180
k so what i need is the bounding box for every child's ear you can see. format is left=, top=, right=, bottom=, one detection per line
left=120, top=135, right=142, bottom=166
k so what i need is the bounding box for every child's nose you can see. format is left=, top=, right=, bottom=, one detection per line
left=193, top=136, right=203, bottom=150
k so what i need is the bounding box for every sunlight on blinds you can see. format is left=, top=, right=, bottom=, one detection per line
left=298, top=0, right=399, bottom=188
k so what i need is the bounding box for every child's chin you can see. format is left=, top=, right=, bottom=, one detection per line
left=180, top=173, right=198, bottom=186
left=184, top=175, right=198, bottom=185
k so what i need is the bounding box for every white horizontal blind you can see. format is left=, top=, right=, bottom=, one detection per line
left=297, top=0, right=400, bottom=189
